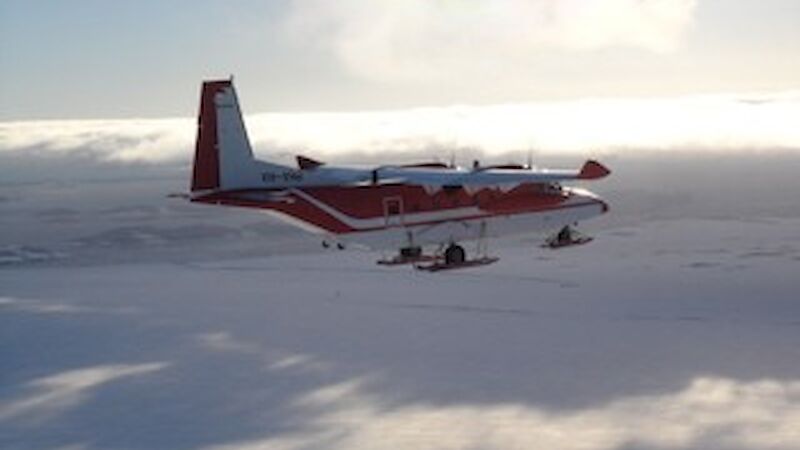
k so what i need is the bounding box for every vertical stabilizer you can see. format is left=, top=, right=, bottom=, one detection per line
left=191, top=79, right=289, bottom=192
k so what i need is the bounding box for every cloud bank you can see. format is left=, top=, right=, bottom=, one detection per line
left=204, top=376, right=800, bottom=450
left=0, top=363, right=168, bottom=423
left=285, top=0, right=697, bottom=82
left=1, top=90, right=798, bottom=174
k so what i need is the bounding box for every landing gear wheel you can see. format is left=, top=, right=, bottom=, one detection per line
left=444, top=244, right=466, bottom=265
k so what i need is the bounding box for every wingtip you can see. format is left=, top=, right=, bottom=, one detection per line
left=578, top=160, right=611, bottom=180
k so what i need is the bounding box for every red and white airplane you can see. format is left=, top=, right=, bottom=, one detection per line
left=189, top=79, right=610, bottom=270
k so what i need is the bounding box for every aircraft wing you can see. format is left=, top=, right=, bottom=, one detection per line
left=376, top=160, right=610, bottom=186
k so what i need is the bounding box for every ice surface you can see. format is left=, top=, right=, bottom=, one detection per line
left=1, top=153, right=800, bottom=449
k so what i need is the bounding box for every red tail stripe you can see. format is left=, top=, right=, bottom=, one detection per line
left=191, top=80, right=231, bottom=191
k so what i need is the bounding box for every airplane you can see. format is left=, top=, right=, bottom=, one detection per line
left=188, top=78, right=610, bottom=270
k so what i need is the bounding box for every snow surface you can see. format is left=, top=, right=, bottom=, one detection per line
left=2, top=153, right=800, bottom=449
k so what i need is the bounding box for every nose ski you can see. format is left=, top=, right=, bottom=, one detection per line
left=543, top=225, right=594, bottom=249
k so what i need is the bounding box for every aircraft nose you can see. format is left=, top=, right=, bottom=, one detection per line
left=587, top=196, right=609, bottom=214
left=567, top=187, right=609, bottom=213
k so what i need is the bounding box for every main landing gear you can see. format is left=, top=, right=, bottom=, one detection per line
left=378, top=222, right=498, bottom=271
left=376, top=242, right=498, bottom=271
left=415, top=243, right=499, bottom=272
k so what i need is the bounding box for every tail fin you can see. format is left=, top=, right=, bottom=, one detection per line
left=191, top=79, right=290, bottom=192
left=577, top=160, right=611, bottom=180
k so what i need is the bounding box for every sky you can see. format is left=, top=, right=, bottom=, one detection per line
left=1, top=0, right=799, bottom=173
left=1, top=0, right=800, bottom=120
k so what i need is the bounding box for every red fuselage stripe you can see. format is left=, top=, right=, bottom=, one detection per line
left=193, top=183, right=601, bottom=234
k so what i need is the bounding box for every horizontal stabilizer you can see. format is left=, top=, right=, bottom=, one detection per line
left=297, top=155, right=325, bottom=170
left=577, top=160, right=611, bottom=180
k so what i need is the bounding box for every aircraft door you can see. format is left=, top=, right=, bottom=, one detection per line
left=383, top=196, right=404, bottom=227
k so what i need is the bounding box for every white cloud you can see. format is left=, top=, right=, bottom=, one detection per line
left=0, top=363, right=168, bottom=423
left=284, top=0, right=697, bottom=82
left=202, top=376, right=800, bottom=450
left=1, top=91, right=798, bottom=172
left=194, top=332, right=329, bottom=373
left=0, top=117, right=193, bottom=163
left=0, top=296, right=87, bottom=314
left=195, top=332, right=261, bottom=355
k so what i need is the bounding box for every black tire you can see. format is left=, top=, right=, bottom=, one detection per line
left=445, top=244, right=466, bottom=265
